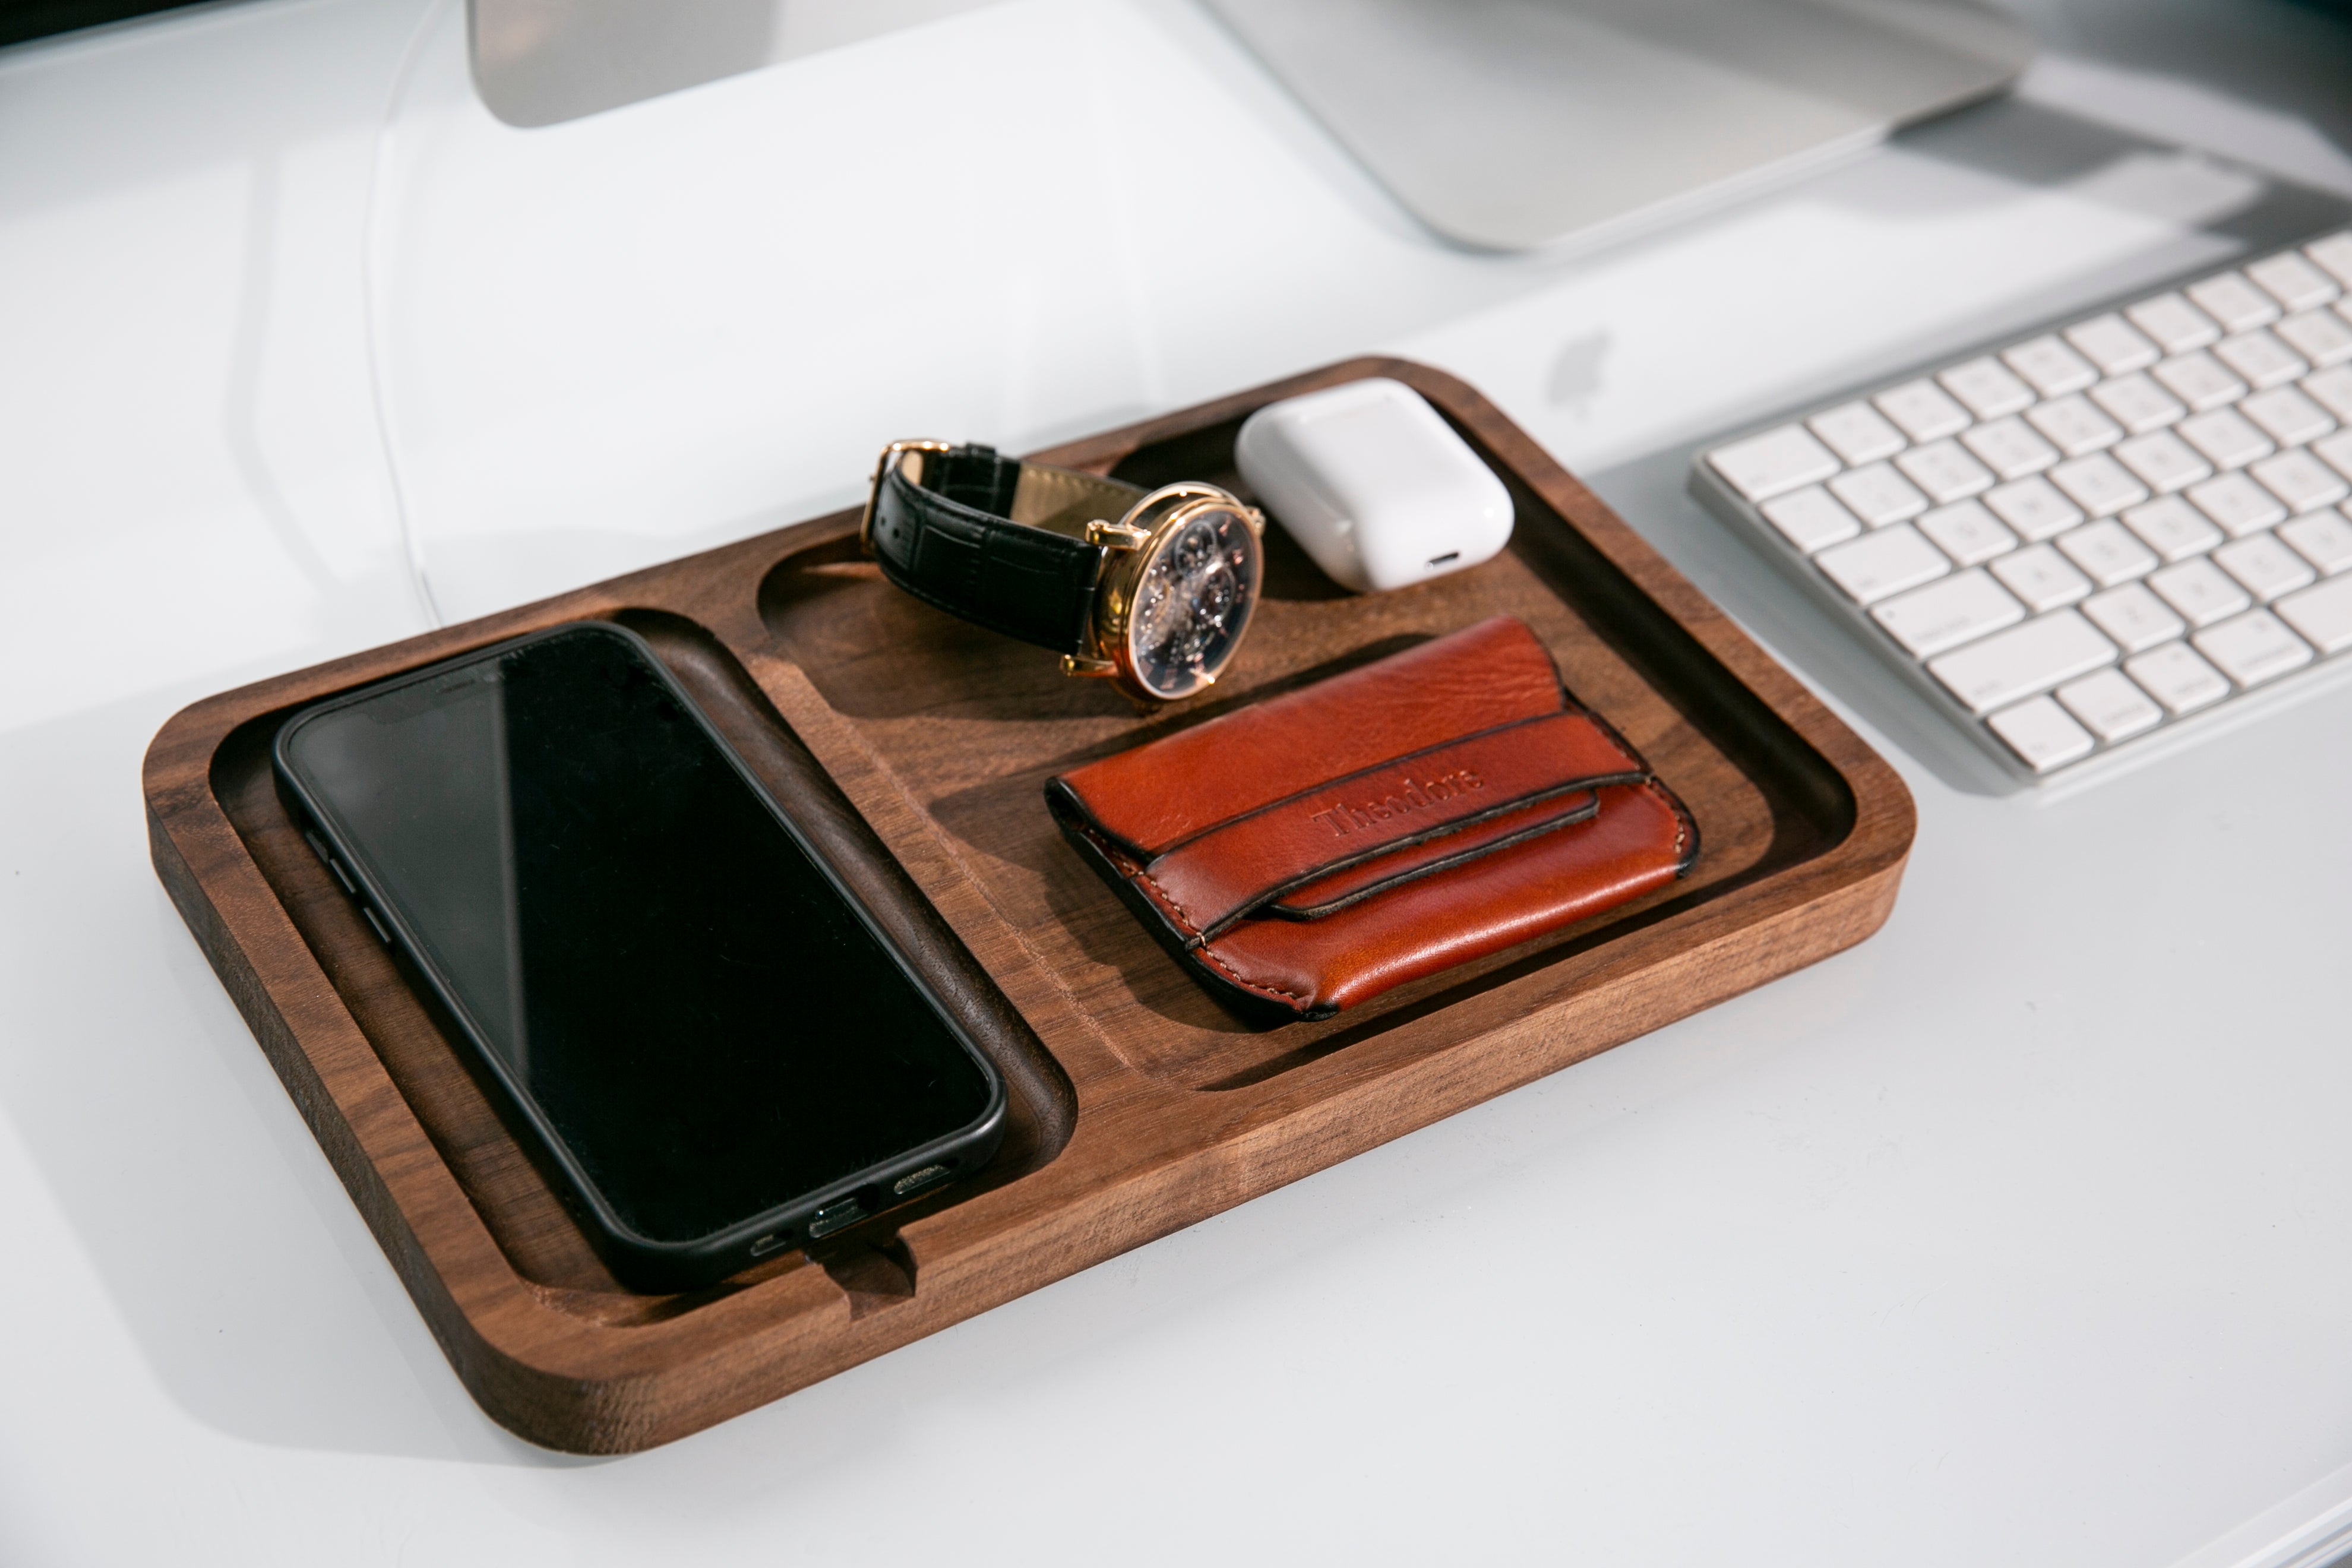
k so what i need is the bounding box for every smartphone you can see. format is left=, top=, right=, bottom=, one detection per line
left=273, top=621, right=1006, bottom=1292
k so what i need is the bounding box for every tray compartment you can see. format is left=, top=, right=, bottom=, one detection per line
left=204, top=606, right=1074, bottom=1314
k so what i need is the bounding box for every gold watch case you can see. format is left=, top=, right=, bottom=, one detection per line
left=1067, top=483, right=1266, bottom=703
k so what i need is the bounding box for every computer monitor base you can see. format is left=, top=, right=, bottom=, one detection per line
left=1201, top=0, right=2036, bottom=252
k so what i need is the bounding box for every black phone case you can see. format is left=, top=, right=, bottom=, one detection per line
left=271, top=621, right=1007, bottom=1292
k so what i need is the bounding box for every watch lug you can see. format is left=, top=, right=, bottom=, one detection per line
left=1085, top=519, right=1152, bottom=551
left=1061, top=655, right=1119, bottom=679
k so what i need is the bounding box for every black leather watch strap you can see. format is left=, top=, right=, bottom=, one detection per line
left=867, top=445, right=1144, bottom=655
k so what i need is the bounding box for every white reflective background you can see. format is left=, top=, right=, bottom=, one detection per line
left=4, top=0, right=2352, bottom=1563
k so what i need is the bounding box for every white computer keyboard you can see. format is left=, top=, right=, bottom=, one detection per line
left=1692, top=231, right=2352, bottom=782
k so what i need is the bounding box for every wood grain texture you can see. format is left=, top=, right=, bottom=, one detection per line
left=143, top=359, right=1915, bottom=1452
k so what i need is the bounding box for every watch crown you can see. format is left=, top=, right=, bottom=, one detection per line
left=1061, top=655, right=1119, bottom=678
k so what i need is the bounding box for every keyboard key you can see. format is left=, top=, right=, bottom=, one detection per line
left=2091, top=372, right=2187, bottom=434
left=1872, top=569, right=2026, bottom=656
left=2195, top=609, right=2312, bottom=687
left=2125, top=641, right=2230, bottom=715
left=2251, top=449, right=2351, bottom=514
left=1961, top=417, right=2060, bottom=480
left=1940, top=357, right=2036, bottom=419
left=2056, top=519, right=2160, bottom=586
left=1983, top=476, right=2084, bottom=541
left=1809, top=401, right=1908, bottom=465
left=1875, top=379, right=1972, bottom=442
left=1830, top=461, right=1931, bottom=526
left=2057, top=668, right=2164, bottom=742
left=2316, top=429, right=2352, bottom=481
left=2188, top=271, right=2281, bottom=333
left=2048, top=453, right=2149, bottom=517
left=2214, top=328, right=2308, bottom=389
left=2239, top=385, right=2334, bottom=448
left=2127, top=292, right=2221, bottom=354
left=2026, top=394, right=2124, bottom=457
left=2186, top=472, right=2288, bottom=537
left=2309, top=233, right=2352, bottom=289
left=2154, top=351, right=2249, bottom=411
left=1816, top=523, right=1950, bottom=604
left=1896, top=440, right=1996, bottom=504
left=2280, top=508, right=2352, bottom=574
left=2248, top=251, right=2339, bottom=312
left=2306, top=366, right=2352, bottom=423
left=2174, top=407, right=2273, bottom=471
left=2082, top=583, right=2187, bottom=652
left=2214, top=533, right=2318, bottom=602
left=2113, top=429, right=2212, bottom=494
left=2276, top=308, right=2352, bottom=368
left=2276, top=573, right=2352, bottom=653
left=2148, top=557, right=2251, bottom=627
left=1760, top=486, right=1863, bottom=552
left=2004, top=336, right=2098, bottom=398
left=1991, top=543, right=2094, bottom=611
left=1914, top=499, right=2018, bottom=565
left=2120, top=496, right=2223, bottom=561
left=1989, top=696, right=2095, bottom=772
left=2065, top=314, right=2160, bottom=376
left=1709, top=425, right=1839, bottom=501
left=1929, top=610, right=2117, bottom=713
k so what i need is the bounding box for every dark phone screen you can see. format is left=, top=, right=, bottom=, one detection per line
left=280, top=626, right=994, bottom=1244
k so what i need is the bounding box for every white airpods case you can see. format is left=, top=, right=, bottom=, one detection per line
left=1234, top=377, right=1514, bottom=593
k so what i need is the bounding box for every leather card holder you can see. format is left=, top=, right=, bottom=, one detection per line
left=1045, top=615, right=1699, bottom=1022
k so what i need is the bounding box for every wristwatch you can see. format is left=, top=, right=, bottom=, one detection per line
left=862, top=441, right=1266, bottom=703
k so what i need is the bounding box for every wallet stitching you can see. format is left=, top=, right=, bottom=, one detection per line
left=1130, top=860, right=1313, bottom=1005
left=1056, top=813, right=1317, bottom=1013
left=1644, top=775, right=1700, bottom=872
left=1134, top=864, right=1210, bottom=944
left=1189, top=936, right=1314, bottom=1006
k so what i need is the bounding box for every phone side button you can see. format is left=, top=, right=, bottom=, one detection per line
left=362, top=907, right=394, bottom=946
left=301, top=831, right=359, bottom=894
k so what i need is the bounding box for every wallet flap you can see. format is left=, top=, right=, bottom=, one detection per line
left=1266, top=788, right=1599, bottom=921
left=1054, top=616, right=1573, bottom=857
left=1135, top=711, right=1645, bottom=940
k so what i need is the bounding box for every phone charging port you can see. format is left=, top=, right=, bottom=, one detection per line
left=807, top=1196, right=867, bottom=1240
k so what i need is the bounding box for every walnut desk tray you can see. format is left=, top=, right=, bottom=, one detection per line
left=144, top=358, right=1915, bottom=1453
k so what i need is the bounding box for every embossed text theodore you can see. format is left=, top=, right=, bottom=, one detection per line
left=1308, top=769, right=1484, bottom=837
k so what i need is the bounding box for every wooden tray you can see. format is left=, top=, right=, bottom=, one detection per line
left=145, top=359, right=1914, bottom=1453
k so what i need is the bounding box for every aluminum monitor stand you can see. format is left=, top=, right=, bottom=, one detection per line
left=1200, top=0, right=2035, bottom=253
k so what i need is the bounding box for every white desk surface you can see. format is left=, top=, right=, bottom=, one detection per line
left=4, top=1, right=2351, bottom=1563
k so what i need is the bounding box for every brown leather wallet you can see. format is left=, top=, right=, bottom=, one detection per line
left=1045, top=615, right=1699, bottom=1022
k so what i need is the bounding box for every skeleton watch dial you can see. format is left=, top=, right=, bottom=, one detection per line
left=1125, top=501, right=1263, bottom=701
